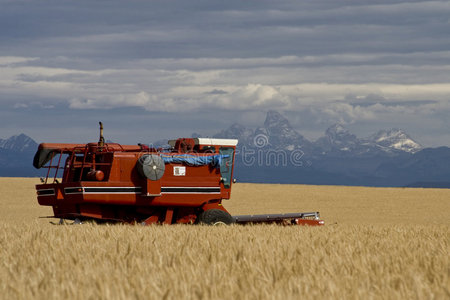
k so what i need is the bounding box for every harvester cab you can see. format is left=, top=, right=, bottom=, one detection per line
left=34, top=123, right=324, bottom=226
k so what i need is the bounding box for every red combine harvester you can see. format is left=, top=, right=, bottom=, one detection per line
left=34, top=123, right=324, bottom=226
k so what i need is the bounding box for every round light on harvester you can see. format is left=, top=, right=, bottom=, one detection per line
left=95, top=170, right=104, bottom=181
left=87, top=169, right=105, bottom=181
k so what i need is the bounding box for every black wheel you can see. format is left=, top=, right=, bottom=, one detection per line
left=197, top=209, right=235, bottom=225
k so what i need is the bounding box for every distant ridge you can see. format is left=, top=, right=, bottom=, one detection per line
left=0, top=133, right=41, bottom=177
left=406, top=182, right=450, bottom=189
left=1, top=112, right=449, bottom=188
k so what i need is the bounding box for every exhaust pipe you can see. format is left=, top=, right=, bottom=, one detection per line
left=98, top=122, right=105, bottom=147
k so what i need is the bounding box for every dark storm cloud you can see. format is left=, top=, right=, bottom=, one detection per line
left=2, top=0, right=449, bottom=61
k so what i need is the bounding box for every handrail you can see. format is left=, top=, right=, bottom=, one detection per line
left=42, top=144, right=113, bottom=183
left=42, top=149, right=64, bottom=184
left=39, top=142, right=152, bottom=183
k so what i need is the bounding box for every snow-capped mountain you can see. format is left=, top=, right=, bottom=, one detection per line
left=314, top=124, right=360, bottom=153
left=313, top=124, right=424, bottom=156
left=257, top=110, right=312, bottom=151
left=0, top=133, right=41, bottom=176
left=366, top=129, right=423, bottom=154
left=215, top=110, right=312, bottom=151
left=213, top=112, right=422, bottom=157
left=0, top=133, right=37, bottom=152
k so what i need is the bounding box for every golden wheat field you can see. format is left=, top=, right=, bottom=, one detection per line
left=0, top=178, right=448, bottom=299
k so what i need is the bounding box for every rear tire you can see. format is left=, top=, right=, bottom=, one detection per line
left=197, top=209, right=235, bottom=225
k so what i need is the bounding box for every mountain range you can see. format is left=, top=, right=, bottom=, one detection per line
left=211, top=110, right=449, bottom=187
left=1, top=111, right=449, bottom=188
left=214, top=111, right=424, bottom=156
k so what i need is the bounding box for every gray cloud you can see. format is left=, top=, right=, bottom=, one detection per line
left=205, top=89, right=228, bottom=95
left=2, top=1, right=449, bottom=60
left=0, top=0, right=449, bottom=147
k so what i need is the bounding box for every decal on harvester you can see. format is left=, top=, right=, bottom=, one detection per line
left=84, top=187, right=142, bottom=194
left=62, top=186, right=220, bottom=195
left=173, top=166, right=186, bottom=176
left=161, top=187, right=220, bottom=194
left=64, top=187, right=142, bottom=195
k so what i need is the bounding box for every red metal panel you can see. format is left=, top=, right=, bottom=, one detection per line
left=145, top=179, right=161, bottom=196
